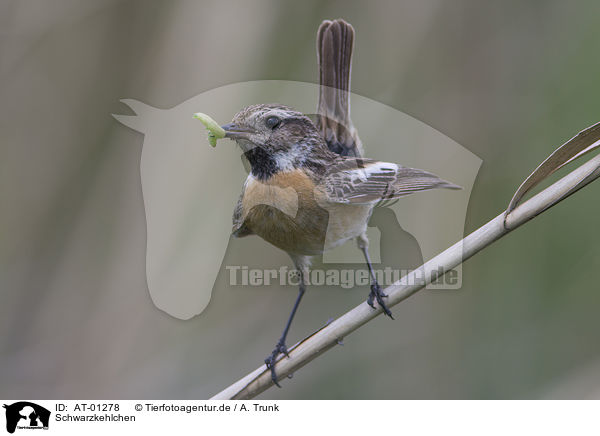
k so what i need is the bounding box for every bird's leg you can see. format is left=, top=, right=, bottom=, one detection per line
left=265, top=267, right=306, bottom=387
left=358, top=234, right=394, bottom=319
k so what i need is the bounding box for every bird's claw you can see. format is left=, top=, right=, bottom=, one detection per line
left=264, top=340, right=290, bottom=387
left=367, top=282, right=394, bottom=319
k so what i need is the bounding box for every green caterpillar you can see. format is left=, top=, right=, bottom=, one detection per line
left=193, top=112, right=226, bottom=147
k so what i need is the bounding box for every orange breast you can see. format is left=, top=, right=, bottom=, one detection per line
left=241, top=170, right=330, bottom=255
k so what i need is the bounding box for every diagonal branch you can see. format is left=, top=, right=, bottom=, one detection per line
left=211, top=133, right=600, bottom=400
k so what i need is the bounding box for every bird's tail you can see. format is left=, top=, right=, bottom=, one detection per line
left=316, top=19, right=363, bottom=157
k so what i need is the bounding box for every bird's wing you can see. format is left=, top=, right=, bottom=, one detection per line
left=319, top=158, right=460, bottom=205
left=232, top=188, right=254, bottom=237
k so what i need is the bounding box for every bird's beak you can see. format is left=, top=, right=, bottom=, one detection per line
left=221, top=123, right=255, bottom=140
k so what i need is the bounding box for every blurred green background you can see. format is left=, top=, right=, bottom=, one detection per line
left=1, top=0, right=600, bottom=399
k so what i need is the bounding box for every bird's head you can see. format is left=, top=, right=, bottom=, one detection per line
left=221, top=104, right=328, bottom=179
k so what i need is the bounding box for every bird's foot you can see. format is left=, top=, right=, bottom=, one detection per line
left=367, top=282, right=394, bottom=319
left=264, top=340, right=290, bottom=387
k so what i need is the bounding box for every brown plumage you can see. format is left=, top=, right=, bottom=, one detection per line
left=316, top=19, right=363, bottom=157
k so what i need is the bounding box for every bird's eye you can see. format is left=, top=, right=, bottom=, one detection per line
left=265, top=116, right=281, bottom=129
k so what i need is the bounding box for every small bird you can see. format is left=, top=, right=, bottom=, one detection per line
left=220, top=103, right=460, bottom=385
left=212, top=19, right=460, bottom=386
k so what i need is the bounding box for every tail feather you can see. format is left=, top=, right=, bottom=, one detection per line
left=316, top=19, right=363, bottom=157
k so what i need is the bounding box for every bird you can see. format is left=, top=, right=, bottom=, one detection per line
left=218, top=19, right=460, bottom=386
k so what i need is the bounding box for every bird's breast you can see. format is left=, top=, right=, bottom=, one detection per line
left=238, top=169, right=372, bottom=255
left=240, top=170, right=329, bottom=255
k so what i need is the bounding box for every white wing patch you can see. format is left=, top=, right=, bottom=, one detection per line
left=352, top=161, right=399, bottom=182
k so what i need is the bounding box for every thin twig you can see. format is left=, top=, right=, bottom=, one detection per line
left=210, top=148, right=600, bottom=400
